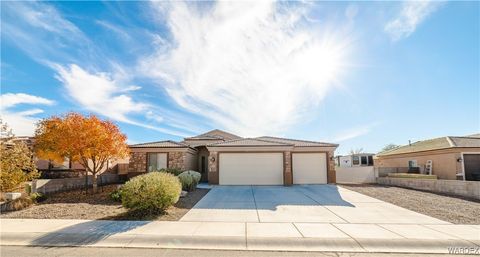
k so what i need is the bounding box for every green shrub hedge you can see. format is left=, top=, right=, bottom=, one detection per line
left=157, top=168, right=183, bottom=176
left=178, top=170, right=201, bottom=191
left=109, top=189, right=122, bottom=202
left=30, top=192, right=47, bottom=203
left=121, top=172, right=181, bottom=213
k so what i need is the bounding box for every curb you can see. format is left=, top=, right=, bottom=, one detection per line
left=2, top=232, right=477, bottom=254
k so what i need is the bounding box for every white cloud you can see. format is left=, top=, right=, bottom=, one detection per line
left=1, top=93, right=54, bottom=109
left=2, top=2, right=198, bottom=137
left=1, top=2, right=91, bottom=64
left=0, top=93, right=55, bottom=136
left=54, top=64, right=190, bottom=137
left=141, top=1, right=352, bottom=136
left=331, top=122, right=379, bottom=142
left=55, top=64, right=146, bottom=123
left=385, top=1, right=444, bottom=41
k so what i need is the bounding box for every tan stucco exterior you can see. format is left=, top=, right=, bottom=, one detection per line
left=375, top=147, right=480, bottom=180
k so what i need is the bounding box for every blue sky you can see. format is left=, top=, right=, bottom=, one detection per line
left=1, top=1, right=478, bottom=155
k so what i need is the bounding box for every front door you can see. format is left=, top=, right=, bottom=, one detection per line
left=200, top=156, right=208, bottom=182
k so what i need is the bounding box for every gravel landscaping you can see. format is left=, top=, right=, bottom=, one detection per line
left=340, top=184, right=480, bottom=224
left=0, top=185, right=209, bottom=221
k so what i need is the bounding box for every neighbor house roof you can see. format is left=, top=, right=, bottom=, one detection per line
left=129, top=140, right=190, bottom=148
left=377, top=135, right=480, bottom=156
left=256, top=136, right=339, bottom=147
left=208, top=138, right=293, bottom=147
left=184, top=129, right=242, bottom=141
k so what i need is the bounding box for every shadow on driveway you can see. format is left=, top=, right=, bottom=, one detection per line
left=30, top=220, right=148, bottom=246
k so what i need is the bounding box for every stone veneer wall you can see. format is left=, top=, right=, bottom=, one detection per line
left=128, top=152, right=146, bottom=173
left=327, top=151, right=336, bottom=183
left=128, top=151, right=188, bottom=173
left=168, top=152, right=185, bottom=170
left=208, top=151, right=219, bottom=184
left=377, top=177, right=480, bottom=200
left=284, top=151, right=292, bottom=185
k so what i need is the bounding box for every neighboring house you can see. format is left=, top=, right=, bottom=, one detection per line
left=127, top=129, right=338, bottom=185
left=11, top=136, right=127, bottom=176
left=336, top=153, right=375, bottom=167
left=375, top=134, right=480, bottom=181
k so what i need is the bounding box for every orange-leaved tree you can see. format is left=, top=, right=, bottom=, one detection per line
left=34, top=113, right=129, bottom=193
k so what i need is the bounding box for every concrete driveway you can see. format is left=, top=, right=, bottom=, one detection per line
left=180, top=185, right=449, bottom=224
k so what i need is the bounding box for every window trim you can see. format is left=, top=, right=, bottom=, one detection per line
left=147, top=152, right=169, bottom=172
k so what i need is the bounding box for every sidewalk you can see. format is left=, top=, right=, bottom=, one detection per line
left=1, top=219, right=479, bottom=254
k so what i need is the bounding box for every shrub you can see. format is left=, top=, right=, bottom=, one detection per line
left=0, top=122, right=40, bottom=192
left=109, top=189, right=122, bottom=202
left=30, top=192, right=47, bottom=203
left=121, top=172, right=181, bottom=213
left=3, top=197, right=33, bottom=211
left=178, top=170, right=201, bottom=191
left=157, top=168, right=183, bottom=176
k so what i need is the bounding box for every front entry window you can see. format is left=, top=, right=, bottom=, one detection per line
left=201, top=156, right=206, bottom=173
left=148, top=153, right=167, bottom=172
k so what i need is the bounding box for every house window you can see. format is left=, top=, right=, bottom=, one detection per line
left=368, top=155, right=374, bottom=166
left=147, top=153, right=167, bottom=172
left=361, top=156, right=368, bottom=165
left=352, top=156, right=360, bottom=165
left=408, top=160, right=417, bottom=168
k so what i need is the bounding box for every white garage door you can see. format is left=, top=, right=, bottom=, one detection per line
left=219, top=153, right=283, bottom=185
left=292, top=153, right=327, bottom=184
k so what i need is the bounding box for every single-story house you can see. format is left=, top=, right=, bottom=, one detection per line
left=375, top=134, right=480, bottom=181
left=336, top=153, right=375, bottom=167
left=127, top=129, right=338, bottom=185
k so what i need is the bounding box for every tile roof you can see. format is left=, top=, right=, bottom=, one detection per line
left=377, top=136, right=480, bottom=156
left=256, top=136, right=339, bottom=147
left=129, top=140, right=189, bottom=148
left=208, top=138, right=293, bottom=147
left=449, top=136, right=480, bottom=148
left=185, top=129, right=242, bottom=140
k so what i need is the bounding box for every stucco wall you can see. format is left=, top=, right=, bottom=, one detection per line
left=184, top=151, right=198, bottom=171
left=336, top=166, right=376, bottom=184
left=378, top=177, right=480, bottom=200
left=375, top=149, right=465, bottom=180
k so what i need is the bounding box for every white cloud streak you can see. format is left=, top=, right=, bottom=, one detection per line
left=0, top=93, right=55, bottom=136
left=2, top=2, right=197, bottom=137
left=331, top=122, right=379, bottom=142
left=54, top=64, right=189, bottom=137
left=385, top=1, right=444, bottom=41
left=1, top=93, right=55, bottom=109
left=142, top=1, right=352, bottom=136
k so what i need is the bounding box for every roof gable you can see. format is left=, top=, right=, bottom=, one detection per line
left=208, top=138, right=293, bottom=147
left=257, top=136, right=339, bottom=147
left=377, top=135, right=480, bottom=156
left=130, top=140, right=189, bottom=148
left=185, top=129, right=242, bottom=141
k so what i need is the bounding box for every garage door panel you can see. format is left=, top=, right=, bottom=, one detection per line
left=219, top=153, right=283, bottom=185
left=293, top=153, right=327, bottom=184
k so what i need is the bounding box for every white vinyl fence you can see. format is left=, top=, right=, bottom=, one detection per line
left=336, top=166, right=376, bottom=184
